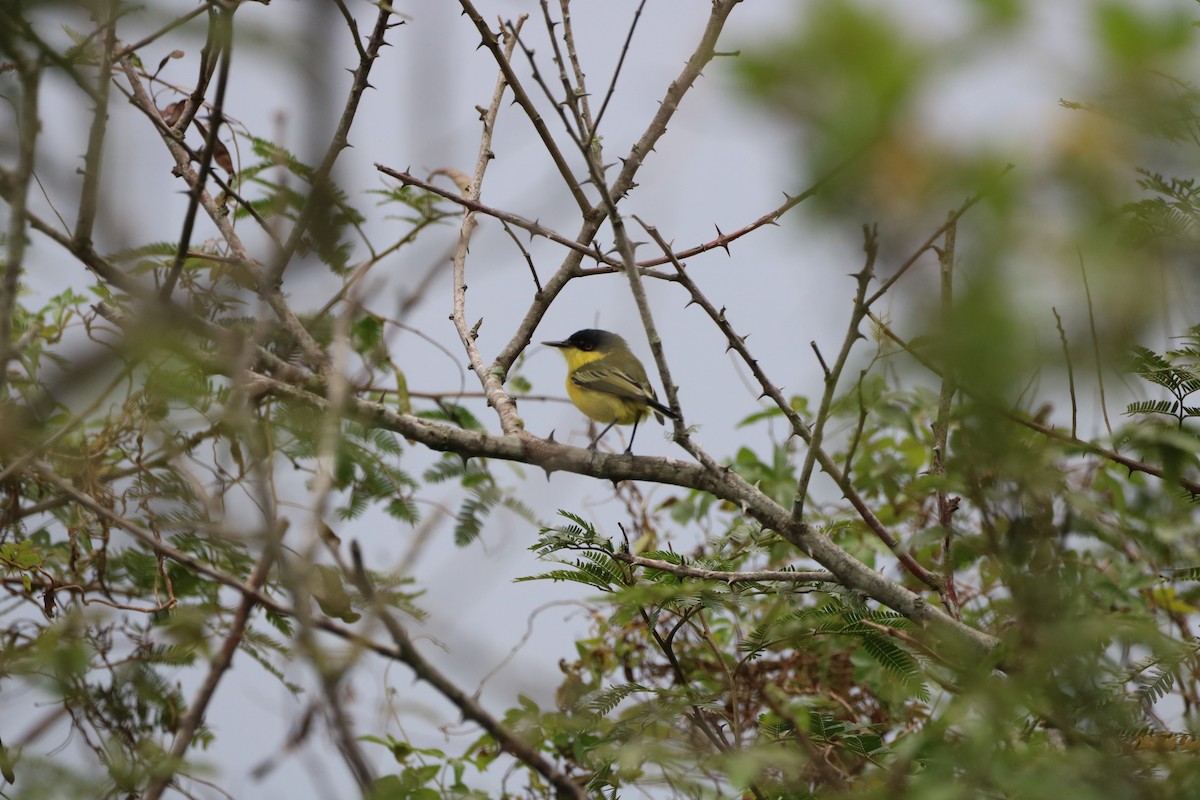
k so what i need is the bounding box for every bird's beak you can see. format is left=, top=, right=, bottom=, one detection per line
left=542, top=340, right=568, bottom=348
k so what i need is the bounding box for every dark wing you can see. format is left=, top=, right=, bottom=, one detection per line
left=571, top=362, right=653, bottom=402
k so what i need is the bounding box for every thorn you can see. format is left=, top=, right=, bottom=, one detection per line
left=459, top=453, right=471, bottom=470
left=714, top=224, right=730, bottom=256
left=547, top=428, right=557, bottom=443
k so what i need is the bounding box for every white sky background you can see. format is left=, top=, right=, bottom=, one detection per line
left=7, top=0, right=1200, bottom=797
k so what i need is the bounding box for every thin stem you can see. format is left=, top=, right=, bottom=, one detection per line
left=160, top=6, right=233, bottom=301
left=792, top=225, right=878, bottom=523
left=590, top=0, right=647, bottom=139
left=1056, top=307, right=1084, bottom=438
left=931, top=216, right=959, bottom=618
left=115, top=5, right=208, bottom=60
left=1078, top=248, right=1113, bottom=438
left=73, top=0, right=118, bottom=247
left=374, top=166, right=611, bottom=265
left=451, top=18, right=526, bottom=435
left=458, top=0, right=590, bottom=213
left=0, top=52, right=40, bottom=394
left=557, top=0, right=594, bottom=134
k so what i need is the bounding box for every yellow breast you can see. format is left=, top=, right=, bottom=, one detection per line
left=565, top=379, right=646, bottom=425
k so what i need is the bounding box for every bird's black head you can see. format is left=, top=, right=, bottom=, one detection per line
left=544, top=329, right=625, bottom=352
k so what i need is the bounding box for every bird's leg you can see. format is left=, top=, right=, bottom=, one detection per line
left=589, top=421, right=617, bottom=451
left=624, top=418, right=641, bottom=455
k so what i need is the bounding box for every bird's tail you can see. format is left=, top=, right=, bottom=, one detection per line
left=647, top=397, right=677, bottom=422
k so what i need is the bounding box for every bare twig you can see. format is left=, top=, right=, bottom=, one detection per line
left=1077, top=248, right=1113, bottom=438
left=458, top=0, right=590, bottom=213
left=73, top=0, right=118, bottom=248
left=590, top=0, right=648, bottom=139
left=374, top=166, right=609, bottom=265
left=518, top=4, right=584, bottom=145
left=160, top=7, right=233, bottom=301
left=557, top=0, right=594, bottom=133
left=0, top=50, right=40, bottom=394
left=931, top=216, right=960, bottom=618
left=114, top=5, right=208, bottom=60
left=172, top=6, right=221, bottom=135
left=811, top=341, right=831, bottom=380
left=1053, top=307, right=1078, bottom=439
left=380, top=163, right=842, bottom=278
left=606, top=0, right=742, bottom=206
left=792, top=225, right=878, bottom=524
left=451, top=18, right=526, bottom=435
left=843, top=370, right=869, bottom=477
left=499, top=220, right=544, bottom=294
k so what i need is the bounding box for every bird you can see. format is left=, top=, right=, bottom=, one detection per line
left=543, top=329, right=677, bottom=453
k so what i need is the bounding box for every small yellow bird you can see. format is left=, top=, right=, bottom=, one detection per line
left=544, top=329, right=677, bottom=453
